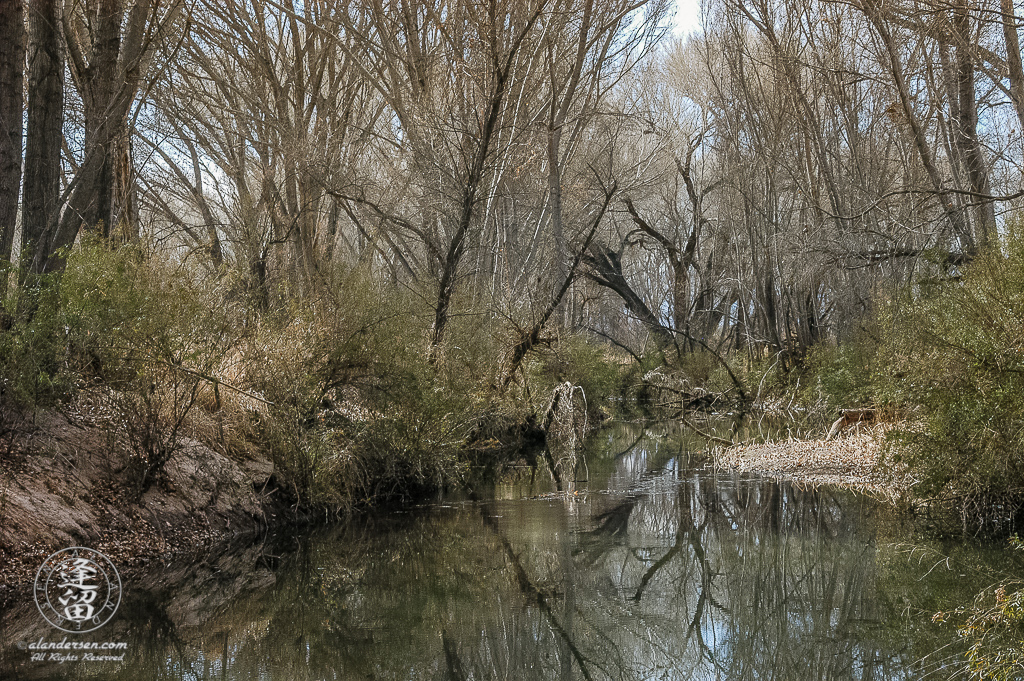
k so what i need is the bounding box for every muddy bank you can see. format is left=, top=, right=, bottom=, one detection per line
left=0, top=389, right=547, bottom=599
left=712, top=424, right=910, bottom=497
left=0, top=403, right=280, bottom=598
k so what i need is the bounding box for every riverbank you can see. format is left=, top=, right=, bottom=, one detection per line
left=0, top=388, right=910, bottom=600
left=0, top=387, right=546, bottom=598
left=0, top=399, right=280, bottom=599
left=713, top=423, right=910, bottom=497
left=2, top=420, right=991, bottom=681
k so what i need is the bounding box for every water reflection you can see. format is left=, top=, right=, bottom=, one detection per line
left=0, top=422, right=996, bottom=679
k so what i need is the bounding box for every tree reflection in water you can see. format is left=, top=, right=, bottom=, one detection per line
left=0, top=422, right=989, bottom=680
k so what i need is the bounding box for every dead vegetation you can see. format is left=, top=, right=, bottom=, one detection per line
left=713, top=423, right=914, bottom=499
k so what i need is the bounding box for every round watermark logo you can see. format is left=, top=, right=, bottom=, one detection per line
left=34, top=548, right=121, bottom=633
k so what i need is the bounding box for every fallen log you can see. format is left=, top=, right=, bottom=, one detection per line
left=825, top=408, right=876, bottom=440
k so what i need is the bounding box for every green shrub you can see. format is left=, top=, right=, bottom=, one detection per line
left=1, top=242, right=240, bottom=490
left=2, top=243, right=236, bottom=404
left=65, top=243, right=240, bottom=491
left=935, top=536, right=1024, bottom=680
left=530, top=333, right=625, bottom=419
left=353, top=361, right=474, bottom=501
left=741, top=352, right=786, bottom=399
left=677, top=350, right=724, bottom=389
left=802, top=336, right=878, bottom=410
left=879, top=226, right=1024, bottom=507
left=244, top=271, right=482, bottom=510
left=0, top=276, right=79, bottom=407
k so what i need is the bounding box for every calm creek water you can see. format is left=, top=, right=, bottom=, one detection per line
left=2, top=420, right=1021, bottom=680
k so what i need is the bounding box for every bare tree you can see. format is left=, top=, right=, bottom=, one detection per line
left=0, top=0, right=24, bottom=296
left=31, top=0, right=183, bottom=273
left=21, top=0, right=65, bottom=273
left=1000, top=0, right=1024, bottom=129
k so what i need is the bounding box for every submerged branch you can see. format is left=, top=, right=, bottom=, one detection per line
left=680, top=415, right=736, bottom=447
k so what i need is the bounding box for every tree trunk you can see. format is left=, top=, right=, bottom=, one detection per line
left=0, top=0, right=25, bottom=295
left=22, top=0, right=64, bottom=272
left=861, top=0, right=974, bottom=255
left=429, top=58, right=514, bottom=357
left=79, top=0, right=123, bottom=239
left=951, top=0, right=996, bottom=247
left=583, top=243, right=675, bottom=349
left=1001, top=0, right=1024, bottom=131
left=622, top=195, right=695, bottom=341
left=499, top=184, right=614, bottom=392
left=426, top=4, right=546, bottom=361
left=32, top=0, right=153, bottom=274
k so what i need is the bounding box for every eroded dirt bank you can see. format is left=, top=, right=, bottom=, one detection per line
left=0, top=403, right=279, bottom=598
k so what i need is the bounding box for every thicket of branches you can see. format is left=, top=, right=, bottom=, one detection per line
left=1, top=0, right=1020, bottom=365
left=1, top=0, right=1024, bottom=508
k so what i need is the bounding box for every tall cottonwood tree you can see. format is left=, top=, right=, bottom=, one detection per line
left=1000, top=0, right=1024, bottom=129
left=334, top=0, right=672, bottom=360
left=338, top=0, right=550, bottom=358
left=37, top=0, right=1014, bottom=365
left=22, top=0, right=65, bottom=272
left=0, top=0, right=24, bottom=296
left=127, top=0, right=674, bottom=363
left=31, top=0, right=183, bottom=274
left=590, top=0, right=1022, bottom=363
left=140, top=0, right=386, bottom=305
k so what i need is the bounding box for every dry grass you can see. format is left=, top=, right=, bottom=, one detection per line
left=713, top=423, right=914, bottom=498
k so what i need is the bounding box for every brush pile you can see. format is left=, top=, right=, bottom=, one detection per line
left=713, top=423, right=912, bottom=497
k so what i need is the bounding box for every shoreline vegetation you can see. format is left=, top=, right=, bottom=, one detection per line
left=3, top=0, right=1024, bottom=671
left=3, top=240, right=1024, bottom=678
left=3, top=235, right=1024, bottom=563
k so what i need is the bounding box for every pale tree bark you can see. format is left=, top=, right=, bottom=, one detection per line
left=859, top=0, right=975, bottom=256
left=1000, top=0, right=1024, bottom=130
left=498, top=181, right=616, bottom=392
left=144, top=0, right=388, bottom=287
left=139, top=130, right=223, bottom=268
left=737, top=0, right=849, bottom=233
left=540, top=0, right=668, bottom=321
left=354, top=0, right=548, bottom=359
left=543, top=0, right=597, bottom=280
left=949, top=0, right=996, bottom=247
left=428, top=35, right=530, bottom=358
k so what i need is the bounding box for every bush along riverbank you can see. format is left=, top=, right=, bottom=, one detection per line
left=0, top=243, right=636, bottom=589
left=0, top=238, right=969, bottom=573
left=9, top=230, right=1024, bottom=677
left=693, top=226, right=1024, bottom=678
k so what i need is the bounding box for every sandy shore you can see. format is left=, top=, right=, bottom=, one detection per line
left=713, top=424, right=908, bottom=496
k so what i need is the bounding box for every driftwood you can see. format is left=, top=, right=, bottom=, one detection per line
left=824, top=408, right=876, bottom=440
left=542, top=382, right=589, bottom=488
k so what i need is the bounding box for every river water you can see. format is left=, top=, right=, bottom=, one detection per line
left=1, top=420, right=1019, bottom=680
